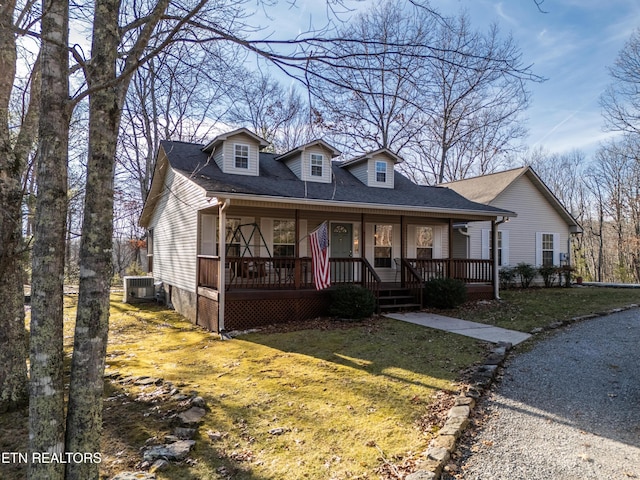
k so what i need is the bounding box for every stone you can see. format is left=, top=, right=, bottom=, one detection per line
left=173, top=427, right=197, bottom=440
left=405, top=471, right=436, bottom=480
left=135, top=377, right=161, bottom=386
left=143, top=440, right=196, bottom=462
left=447, top=405, right=470, bottom=419
left=454, top=396, right=475, bottom=408
left=110, top=473, right=156, bottom=480
left=426, top=445, right=450, bottom=463
left=439, top=416, right=469, bottom=437
left=177, top=407, right=206, bottom=426
left=164, top=435, right=179, bottom=444
left=430, top=434, right=456, bottom=451
left=191, top=396, right=206, bottom=408
left=149, top=459, right=169, bottom=473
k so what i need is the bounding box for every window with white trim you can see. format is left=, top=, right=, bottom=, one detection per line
left=234, top=144, right=249, bottom=169
left=310, top=153, right=323, bottom=177
left=542, top=233, right=554, bottom=266
left=416, top=226, right=433, bottom=259
left=375, top=161, right=387, bottom=183
left=482, top=229, right=509, bottom=266
left=374, top=224, right=392, bottom=267
left=273, top=219, right=295, bottom=257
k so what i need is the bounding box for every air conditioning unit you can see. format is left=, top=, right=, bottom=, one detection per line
left=123, top=276, right=155, bottom=303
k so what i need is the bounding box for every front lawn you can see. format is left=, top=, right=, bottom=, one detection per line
left=2, top=286, right=637, bottom=480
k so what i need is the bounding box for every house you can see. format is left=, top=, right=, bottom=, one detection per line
left=440, top=166, right=582, bottom=275
left=139, top=128, right=515, bottom=332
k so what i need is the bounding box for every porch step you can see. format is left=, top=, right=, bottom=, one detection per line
left=377, top=287, right=421, bottom=313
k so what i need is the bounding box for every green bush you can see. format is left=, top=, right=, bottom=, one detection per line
left=499, top=267, right=516, bottom=290
left=329, top=284, right=376, bottom=320
left=538, top=265, right=558, bottom=287
left=423, top=277, right=467, bottom=309
left=515, top=262, right=536, bottom=288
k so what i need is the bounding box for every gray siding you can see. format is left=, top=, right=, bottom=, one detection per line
left=220, top=132, right=260, bottom=176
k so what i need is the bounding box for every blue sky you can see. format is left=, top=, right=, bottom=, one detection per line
left=438, top=0, right=640, bottom=155
left=255, top=0, right=640, bottom=157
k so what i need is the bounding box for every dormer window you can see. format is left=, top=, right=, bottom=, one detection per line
left=375, top=161, right=387, bottom=183
left=234, top=144, right=249, bottom=169
left=310, top=154, right=323, bottom=177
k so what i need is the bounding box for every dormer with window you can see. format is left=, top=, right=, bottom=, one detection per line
left=201, top=127, right=269, bottom=176
left=340, top=148, right=402, bottom=189
left=275, top=139, right=340, bottom=183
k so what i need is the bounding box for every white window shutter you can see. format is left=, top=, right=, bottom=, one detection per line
left=553, top=233, right=559, bottom=265
left=535, top=232, right=542, bottom=266
left=481, top=229, right=490, bottom=260
left=501, top=230, right=510, bottom=266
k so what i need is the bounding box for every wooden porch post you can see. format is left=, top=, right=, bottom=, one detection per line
left=361, top=213, right=366, bottom=282
left=295, top=210, right=301, bottom=289
left=218, top=199, right=229, bottom=330
left=449, top=219, right=454, bottom=279
left=400, top=215, right=405, bottom=284
left=491, top=218, right=499, bottom=300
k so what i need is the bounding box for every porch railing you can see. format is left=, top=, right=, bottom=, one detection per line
left=410, top=258, right=492, bottom=283
left=197, top=255, right=383, bottom=293
left=197, top=255, right=492, bottom=291
left=400, top=259, right=424, bottom=306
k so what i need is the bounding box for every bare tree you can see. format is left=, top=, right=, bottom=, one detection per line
left=227, top=68, right=306, bottom=152
left=29, top=0, right=70, bottom=477
left=0, top=0, right=39, bottom=413
left=419, top=15, right=531, bottom=184
left=601, top=27, right=640, bottom=136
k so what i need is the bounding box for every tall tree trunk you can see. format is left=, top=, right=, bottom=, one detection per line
left=64, top=1, right=120, bottom=478
left=0, top=0, right=29, bottom=413
left=29, top=0, right=70, bottom=478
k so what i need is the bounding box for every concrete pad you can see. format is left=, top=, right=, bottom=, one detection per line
left=385, top=312, right=531, bottom=345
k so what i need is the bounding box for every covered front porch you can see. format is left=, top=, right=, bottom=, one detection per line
left=196, top=254, right=494, bottom=332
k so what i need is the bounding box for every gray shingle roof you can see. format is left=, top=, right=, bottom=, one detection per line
left=160, top=140, right=514, bottom=217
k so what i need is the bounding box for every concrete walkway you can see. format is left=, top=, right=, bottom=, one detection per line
left=384, top=311, right=531, bottom=345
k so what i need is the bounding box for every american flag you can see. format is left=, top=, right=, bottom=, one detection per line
left=309, top=221, right=330, bottom=290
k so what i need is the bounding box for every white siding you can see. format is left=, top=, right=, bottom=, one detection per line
left=368, top=154, right=394, bottom=189
left=349, top=162, right=369, bottom=185
left=147, top=168, right=210, bottom=293
left=220, top=132, right=260, bottom=176
left=284, top=154, right=303, bottom=179
left=301, top=147, right=332, bottom=183
left=467, top=175, right=570, bottom=266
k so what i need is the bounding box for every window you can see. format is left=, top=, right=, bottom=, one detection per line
left=273, top=219, right=295, bottom=257
left=374, top=224, right=392, bottom=267
left=234, top=144, right=249, bottom=169
left=489, top=231, right=504, bottom=266
left=147, top=229, right=154, bottom=273
left=482, top=229, right=509, bottom=266
left=375, top=161, right=387, bottom=183
left=542, top=233, right=554, bottom=266
left=223, top=217, right=241, bottom=256
left=416, top=226, right=433, bottom=259
left=310, top=153, right=323, bottom=177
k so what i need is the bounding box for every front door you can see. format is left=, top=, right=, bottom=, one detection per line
left=331, top=223, right=353, bottom=281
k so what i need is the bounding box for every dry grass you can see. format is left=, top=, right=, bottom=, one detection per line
left=4, top=286, right=635, bottom=479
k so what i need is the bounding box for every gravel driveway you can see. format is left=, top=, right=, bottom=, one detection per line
left=443, top=308, right=640, bottom=480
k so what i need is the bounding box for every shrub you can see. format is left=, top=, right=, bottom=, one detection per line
left=538, top=265, right=558, bottom=287
left=499, top=267, right=516, bottom=290
left=329, top=284, right=376, bottom=320
left=125, top=261, right=146, bottom=276
left=423, top=277, right=467, bottom=309
left=514, top=262, right=536, bottom=288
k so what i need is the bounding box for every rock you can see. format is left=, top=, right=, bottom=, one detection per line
left=268, top=427, right=288, bottom=435
left=110, top=472, right=156, bottom=480
left=177, top=407, right=206, bottom=426
left=149, top=459, right=170, bottom=473
left=143, top=440, right=196, bottom=462
left=173, top=427, right=197, bottom=440
left=207, top=430, right=227, bottom=442
left=405, top=471, right=436, bottom=480
left=135, top=377, right=161, bottom=386
left=164, top=435, right=179, bottom=444
left=191, top=396, right=207, bottom=408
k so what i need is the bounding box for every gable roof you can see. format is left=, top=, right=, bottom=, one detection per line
left=340, top=147, right=404, bottom=168
left=201, top=127, right=269, bottom=153
left=140, top=140, right=516, bottom=227
left=440, top=166, right=582, bottom=231
left=275, top=139, right=341, bottom=161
